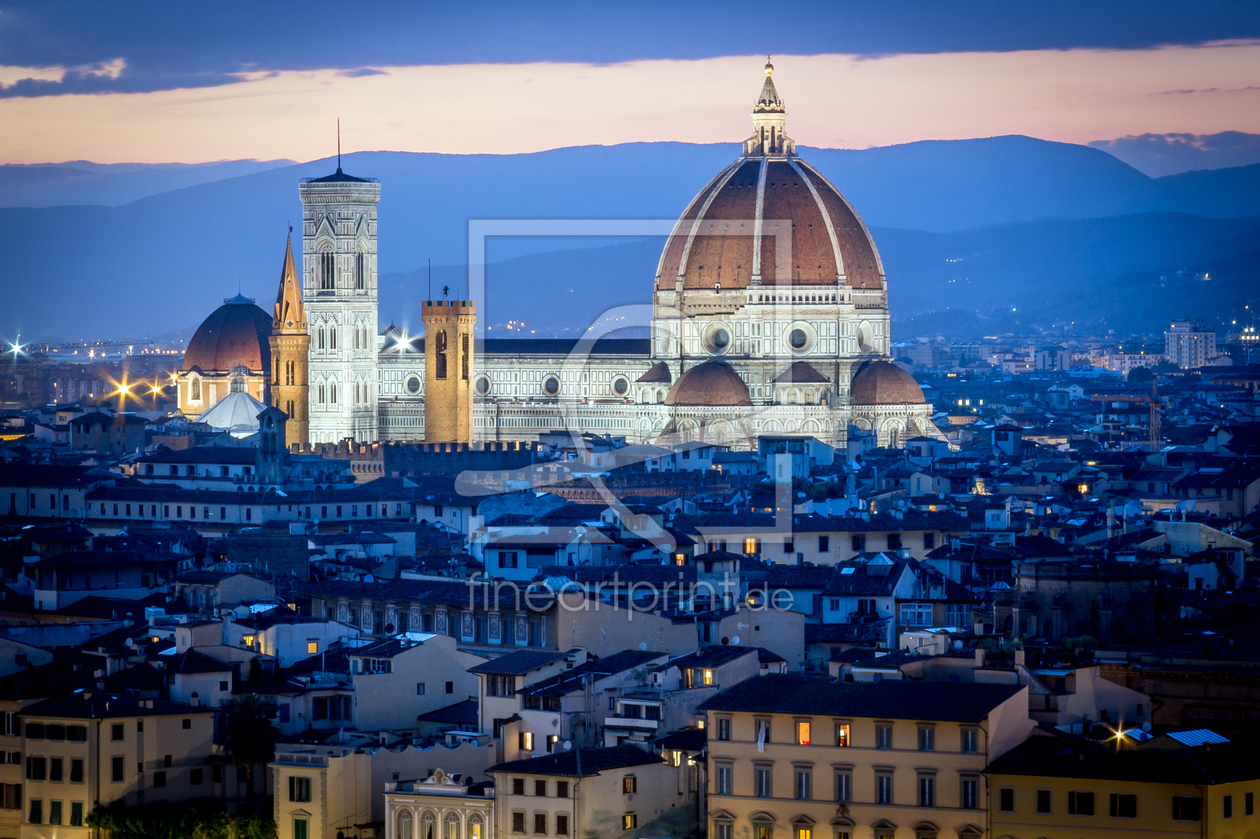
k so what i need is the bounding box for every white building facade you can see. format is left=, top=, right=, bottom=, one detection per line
left=301, top=168, right=382, bottom=443
left=309, top=65, right=938, bottom=450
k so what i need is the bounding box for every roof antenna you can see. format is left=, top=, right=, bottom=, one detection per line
left=337, top=118, right=342, bottom=171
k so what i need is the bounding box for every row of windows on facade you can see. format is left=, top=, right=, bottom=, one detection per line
left=714, top=763, right=980, bottom=810
left=996, top=786, right=1252, bottom=821
left=395, top=810, right=486, bottom=839
left=713, top=821, right=955, bottom=839
left=707, top=532, right=935, bottom=555
left=314, top=322, right=373, bottom=351
left=315, top=379, right=374, bottom=405
left=99, top=501, right=254, bottom=521
left=316, top=251, right=370, bottom=291
left=714, top=718, right=977, bottom=753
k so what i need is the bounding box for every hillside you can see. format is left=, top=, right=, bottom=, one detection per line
left=3, top=137, right=1260, bottom=339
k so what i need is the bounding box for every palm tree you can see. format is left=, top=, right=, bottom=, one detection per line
left=219, top=694, right=278, bottom=815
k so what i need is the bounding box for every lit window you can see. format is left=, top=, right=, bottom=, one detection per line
left=307, top=641, right=318, bottom=655
left=834, top=723, right=850, bottom=747
left=703, top=669, right=714, bottom=686
left=796, top=721, right=811, bottom=745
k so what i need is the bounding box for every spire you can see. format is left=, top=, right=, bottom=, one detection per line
left=744, top=57, right=794, bottom=157
left=274, top=229, right=307, bottom=333
left=755, top=56, right=784, bottom=114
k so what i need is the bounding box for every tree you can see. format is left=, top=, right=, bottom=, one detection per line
left=1127, top=366, right=1154, bottom=385
left=220, top=695, right=279, bottom=815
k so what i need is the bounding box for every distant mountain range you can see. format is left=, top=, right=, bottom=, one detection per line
left=2, top=136, right=1258, bottom=342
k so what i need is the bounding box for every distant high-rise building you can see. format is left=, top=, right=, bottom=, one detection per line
left=1165, top=319, right=1217, bottom=369
left=269, top=234, right=310, bottom=448
left=300, top=164, right=381, bottom=444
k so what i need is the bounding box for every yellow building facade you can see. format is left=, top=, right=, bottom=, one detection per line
left=986, top=731, right=1259, bottom=839
left=698, top=674, right=1033, bottom=839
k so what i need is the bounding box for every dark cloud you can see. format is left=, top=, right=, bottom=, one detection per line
left=2, top=0, right=1258, bottom=98
left=1089, top=131, right=1260, bottom=176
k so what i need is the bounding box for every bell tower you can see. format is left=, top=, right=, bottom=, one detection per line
left=421, top=298, right=475, bottom=443
left=269, top=233, right=310, bottom=448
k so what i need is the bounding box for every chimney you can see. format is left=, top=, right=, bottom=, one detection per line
left=1014, top=649, right=1026, bottom=667
left=974, top=648, right=986, bottom=668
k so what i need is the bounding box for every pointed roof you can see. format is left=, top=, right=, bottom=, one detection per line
left=754, top=58, right=784, bottom=114
left=273, top=234, right=307, bottom=334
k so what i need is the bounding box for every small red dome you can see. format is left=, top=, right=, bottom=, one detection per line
left=665, top=361, right=752, bottom=407
left=850, top=361, right=925, bottom=405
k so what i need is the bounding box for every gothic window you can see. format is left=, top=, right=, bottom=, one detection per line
left=286, top=400, right=294, bottom=418
left=318, top=382, right=325, bottom=404
left=317, top=327, right=325, bottom=351
left=355, top=251, right=365, bottom=290
left=319, top=251, right=335, bottom=290
left=462, top=334, right=469, bottom=381
left=435, top=330, right=448, bottom=380
left=190, top=378, right=201, bottom=401
left=330, top=382, right=337, bottom=404
left=330, top=326, right=337, bottom=350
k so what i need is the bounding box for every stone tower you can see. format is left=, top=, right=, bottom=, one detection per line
left=422, top=299, right=476, bottom=443
left=300, top=163, right=381, bottom=444
left=269, top=233, right=310, bottom=448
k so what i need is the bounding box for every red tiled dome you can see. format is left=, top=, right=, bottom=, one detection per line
left=655, top=158, right=884, bottom=292
left=665, top=361, right=752, bottom=407
left=182, top=295, right=272, bottom=373
left=850, top=361, right=925, bottom=405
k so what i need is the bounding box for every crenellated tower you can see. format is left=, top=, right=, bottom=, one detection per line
left=421, top=299, right=476, bottom=443
left=269, top=233, right=310, bottom=448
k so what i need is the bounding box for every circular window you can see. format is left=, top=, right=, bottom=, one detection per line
left=789, top=328, right=808, bottom=350
left=705, top=324, right=732, bottom=355
left=612, top=377, right=629, bottom=396
left=404, top=375, right=421, bottom=395
left=474, top=376, right=490, bottom=396
left=543, top=376, right=560, bottom=396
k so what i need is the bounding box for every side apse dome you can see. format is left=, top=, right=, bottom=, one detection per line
left=182, top=294, right=273, bottom=374
left=850, top=361, right=926, bottom=405
left=665, top=361, right=753, bottom=407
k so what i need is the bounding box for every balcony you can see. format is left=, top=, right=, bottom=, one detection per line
left=604, top=715, right=660, bottom=732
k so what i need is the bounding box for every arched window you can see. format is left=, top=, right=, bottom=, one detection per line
left=468, top=815, right=483, bottom=839
left=421, top=812, right=437, bottom=839
left=330, top=326, right=337, bottom=350
left=397, top=811, right=414, bottom=839
left=190, top=377, right=201, bottom=401
left=318, top=382, right=325, bottom=404
left=317, top=327, right=325, bottom=351
left=355, top=250, right=365, bottom=290
left=445, top=813, right=461, bottom=839
left=319, top=250, right=336, bottom=290
left=330, top=382, right=337, bottom=404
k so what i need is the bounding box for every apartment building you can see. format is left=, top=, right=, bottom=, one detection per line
left=698, top=674, right=1032, bottom=839
left=18, top=693, right=215, bottom=837
left=986, top=730, right=1259, bottom=838
left=273, top=742, right=494, bottom=839
left=488, top=746, right=689, bottom=839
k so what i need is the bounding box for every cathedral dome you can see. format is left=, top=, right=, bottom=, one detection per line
left=182, top=294, right=273, bottom=373
left=665, top=361, right=752, bottom=407
left=655, top=64, right=884, bottom=293
left=850, top=361, right=925, bottom=405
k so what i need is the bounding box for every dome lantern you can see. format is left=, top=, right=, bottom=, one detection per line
left=745, top=57, right=793, bottom=157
